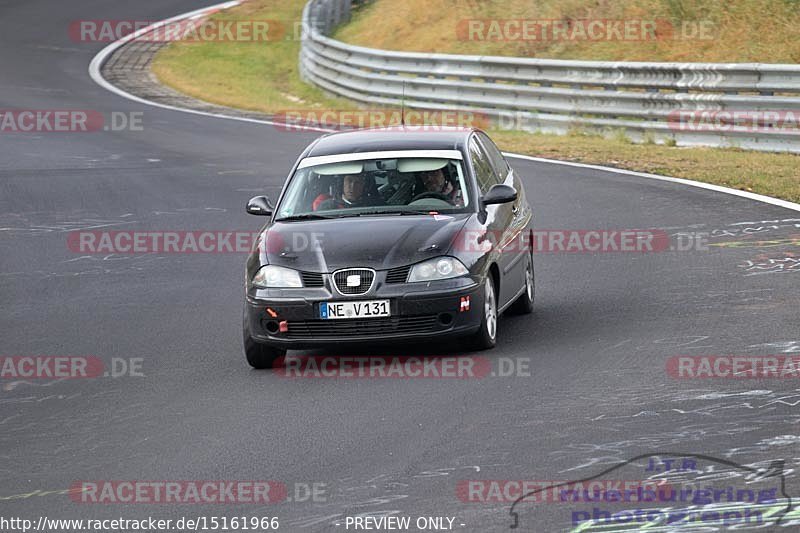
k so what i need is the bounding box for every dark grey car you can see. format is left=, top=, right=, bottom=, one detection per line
left=243, top=127, right=534, bottom=368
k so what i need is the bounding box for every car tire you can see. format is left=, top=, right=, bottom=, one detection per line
left=467, top=276, right=498, bottom=351
left=243, top=334, right=285, bottom=369
left=508, top=252, right=534, bottom=315
left=242, top=305, right=285, bottom=369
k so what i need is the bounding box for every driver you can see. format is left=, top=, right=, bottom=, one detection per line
left=419, top=168, right=463, bottom=206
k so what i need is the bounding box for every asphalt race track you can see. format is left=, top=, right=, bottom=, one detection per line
left=1, top=1, right=799, bottom=531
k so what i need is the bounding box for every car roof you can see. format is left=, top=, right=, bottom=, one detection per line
left=304, top=126, right=478, bottom=158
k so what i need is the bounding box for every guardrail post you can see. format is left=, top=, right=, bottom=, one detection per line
left=331, top=0, right=342, bottom=29
left=343, top=0, right=353, bottom=23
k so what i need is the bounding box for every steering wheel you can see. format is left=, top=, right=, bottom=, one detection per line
left=411, top=191, right=453, bottom=204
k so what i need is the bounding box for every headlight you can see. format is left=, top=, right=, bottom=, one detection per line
left=252, top=265, right=302, bottom=288
left=408, top=257, right=468, bottom=282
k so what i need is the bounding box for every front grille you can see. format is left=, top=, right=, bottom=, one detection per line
left=300, top=271, right=324, bottom=287
left=386, top=265, right=411, bottom=284
left=333, top=268, right=375, bottom=295
left=285, top=315, right=441, bottom=338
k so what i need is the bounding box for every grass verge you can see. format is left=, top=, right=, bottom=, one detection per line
left=151, top=0, right=353, bottom=113
left=151, top=0, right=800, bottom=203
left=335, top=0, right=800, bottom=63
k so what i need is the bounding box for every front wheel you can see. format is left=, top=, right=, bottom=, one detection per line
left=466, top=276, right=498, bottom=351
left=243, top=305, right=285, bottom=368
left=244, top=334, right=285, bottom=369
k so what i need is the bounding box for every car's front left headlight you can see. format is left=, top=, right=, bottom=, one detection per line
left=252, top=265, right=303, bottom=288
left=408, top=257, right=468, bottom=282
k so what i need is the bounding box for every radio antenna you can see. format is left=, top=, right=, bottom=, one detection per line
left=400, top=81, right=406, bottom=126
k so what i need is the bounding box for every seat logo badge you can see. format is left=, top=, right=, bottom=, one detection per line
left=346, top=275, right=361, bottom=287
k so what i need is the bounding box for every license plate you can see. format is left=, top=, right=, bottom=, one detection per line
left=320, top=300, right=390, bottom=319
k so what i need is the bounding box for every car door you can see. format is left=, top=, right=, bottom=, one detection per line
left=468, top=134, right=516, bottom=308
left=477, top=133, right=530, bottom=302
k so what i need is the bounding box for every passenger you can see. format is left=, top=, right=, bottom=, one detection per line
left=316, top=174, right=375, bottom=210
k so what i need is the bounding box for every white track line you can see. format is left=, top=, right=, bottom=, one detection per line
left=88, top=0, right=333, bottom=134
left=504, top=153, right=800, bottom=212
left=88, top=1, right=800, bottom=213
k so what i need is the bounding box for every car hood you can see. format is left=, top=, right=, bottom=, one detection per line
left=259, top=214, right=472, bottom=272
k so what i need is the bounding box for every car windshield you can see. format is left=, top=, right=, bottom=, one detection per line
left=275, top=156, right=470, bottom=220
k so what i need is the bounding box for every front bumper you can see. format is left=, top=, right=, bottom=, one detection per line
left=244, top=276, right=483, bottom=349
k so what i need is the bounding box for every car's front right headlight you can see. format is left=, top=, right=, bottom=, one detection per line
left=408, top=257, right=468, bottom=282
left=252, top=265, right=303, bottom=288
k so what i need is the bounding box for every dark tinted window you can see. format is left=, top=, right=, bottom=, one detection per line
left=469, top=137, right=498, bottom=194
left=477, top=132, right=509, bottom=180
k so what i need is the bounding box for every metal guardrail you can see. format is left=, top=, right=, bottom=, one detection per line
left=300, top=0, right=800, bottom=153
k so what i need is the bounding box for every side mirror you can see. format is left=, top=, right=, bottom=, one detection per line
left=481, top=184, right=517, bottom=206
left=246, top=196, right=273, bottom=216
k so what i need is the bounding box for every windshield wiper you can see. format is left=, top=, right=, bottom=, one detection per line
left=278, top=210, right=449, bottom=221
left=275, top=213, right=335, bottom=222
left=338, top=209, right=438, bottom=217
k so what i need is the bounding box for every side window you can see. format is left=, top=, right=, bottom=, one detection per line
left=477, top=132, right=509, bottom=181
left=469, top=137, right=498, bottom=195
